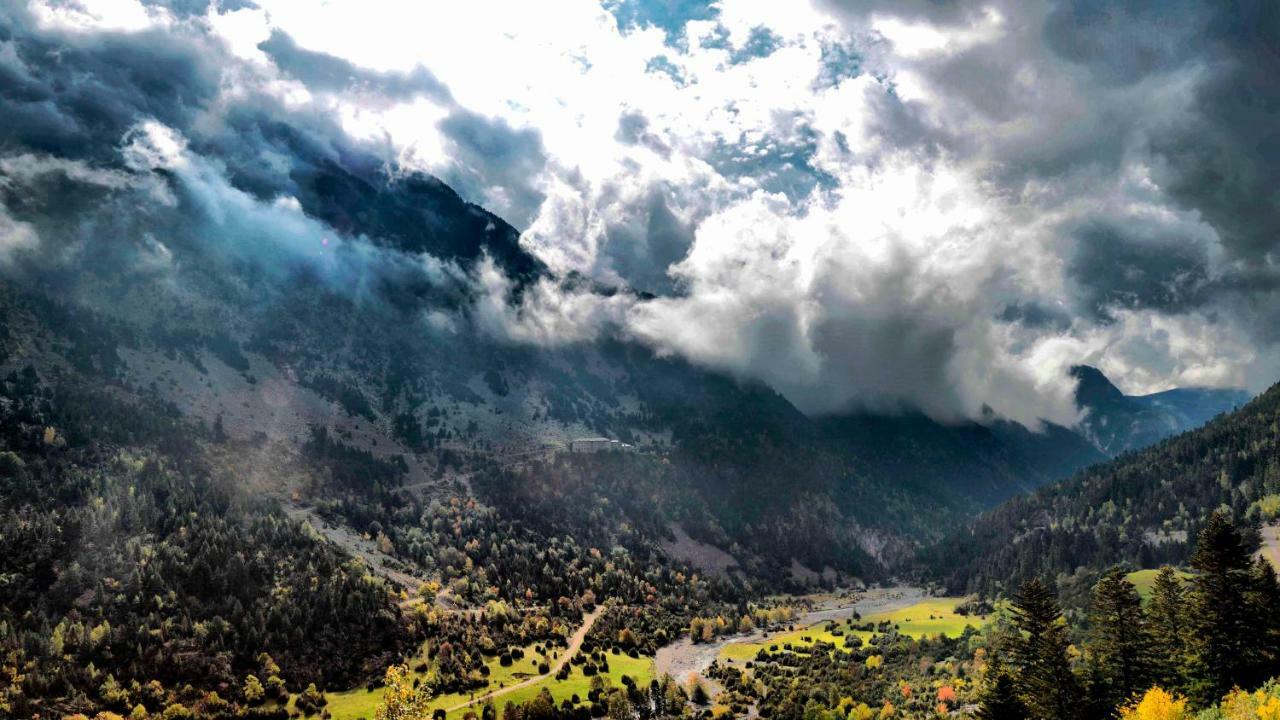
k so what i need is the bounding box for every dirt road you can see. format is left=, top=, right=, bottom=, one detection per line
left=445, top=607, right=603, bottom=713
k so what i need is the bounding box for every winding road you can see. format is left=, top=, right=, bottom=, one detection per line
left=444, top=607, right=603, bottom=714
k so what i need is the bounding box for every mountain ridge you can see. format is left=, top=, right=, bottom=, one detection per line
left=917, top=377, right=1280, bottom=598
left=1071, top=364, right=1250, bottom=456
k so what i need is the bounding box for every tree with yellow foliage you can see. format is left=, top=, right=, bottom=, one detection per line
left=1218, top=683, right=1280, bottom=720
left=374, top=664, right=433, bottom=720
left=849, top=702, right=875, bottom=720
left=1118, top=687, right=1189, bottom=720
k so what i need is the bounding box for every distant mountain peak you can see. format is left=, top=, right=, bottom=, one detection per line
left=1069, top=364, right=1250, bottom=456
left=1070, top=365, right=1126, bottom=406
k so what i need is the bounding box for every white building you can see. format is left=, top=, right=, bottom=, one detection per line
left=570, top=437, right=634, bottom=453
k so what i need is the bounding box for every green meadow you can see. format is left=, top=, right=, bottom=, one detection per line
left=311, top=644, right=653, bottom=720
left=718, top=597, right=980, bottom=664
left=1125, top=568, right=1193, bottom=601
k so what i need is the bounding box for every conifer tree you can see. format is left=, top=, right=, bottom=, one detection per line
left=1148, top=566, right=1187, bottom=692
left=1089, top=566, right=1155, bottom=709
left=1245, top=556, right=1280, bottom=686
left=1010, top=578, right=1081, bottom=720
left=975, top=662, right=1029, bottom=720
left=1186, top=512, right=1254, bottom=704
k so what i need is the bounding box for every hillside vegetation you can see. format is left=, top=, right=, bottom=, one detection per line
left=919, top=379, right=1280, bottom=596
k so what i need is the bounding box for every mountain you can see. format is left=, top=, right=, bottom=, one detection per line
left=0, top=127, right=1233, bottom=587
left=818, top=411, right=1104, bottom=510
left=1071, top=364, right=1250, bottom=456
left=918, top=379, right=1280, bottom=597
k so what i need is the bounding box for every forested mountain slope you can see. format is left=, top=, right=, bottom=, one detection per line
left=919, top=380, right=1280, bottom=596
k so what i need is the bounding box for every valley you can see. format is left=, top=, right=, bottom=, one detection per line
left=653, top=587, right=929, bottom=695
left=300, top=587, right=974, bottom=720
left=3, top=4, right=1280, bottom=718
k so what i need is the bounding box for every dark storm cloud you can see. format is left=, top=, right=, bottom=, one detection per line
left=0, top=14, right=220, bottom=161
left=998, top=301, right=1072, bottom=333
left=1038, top=0, right=1280, bottom=268
left=436, top=109, right=547, bottom=229
left=1154, top=11, right=1280, bottom=267
left=0, top=4, right=338, bottom=209
left=1068, top=223, right=1210, bottom=322
left=1038, top=0, right=1280, bottom=370
left=0, top=4, right=531, bottom=331
left=599, top=187, right=695, bottom=296
left=1042, top=0, right=1210, bottom=85
left=259, top=30, right=453, bottom=101
left=814, top=0, right=1280, bottom=332
left=615, top=110, right=671, bottom=158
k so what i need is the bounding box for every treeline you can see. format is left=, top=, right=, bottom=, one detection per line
left=976, top=512, right=1280, bottom=718
left=919, top=381, right=1280, bottom=595
left=687, top=605, right=798, bottom=643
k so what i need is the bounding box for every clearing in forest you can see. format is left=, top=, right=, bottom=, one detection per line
left=717, top=596, right=979, bottom=663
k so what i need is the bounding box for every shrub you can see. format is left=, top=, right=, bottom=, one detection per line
left=1118, top=688, right=1189, bottom=720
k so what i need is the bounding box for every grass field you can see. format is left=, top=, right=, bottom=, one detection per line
left=1126, top=568, right=1192, bottom=601
left=313, top=645, right=653, bottom=720
left=718, top=597, right=979, bottom=663
left=860, top=598, right=978, bottom=639
left=717, top=623, right=872, bottom=662
left=432, top=651, right=654, bottom=719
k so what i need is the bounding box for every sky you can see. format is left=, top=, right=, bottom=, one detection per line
left=2, top=0, right=1279, bottom=428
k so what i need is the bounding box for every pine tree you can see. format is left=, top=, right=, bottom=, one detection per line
left=1186, top=512, right=1255, bottom=704
left=1078, top=657, right=1118, bottom=720
left=1148, top=566, right=1187, bottom=692
left=1245, top=556, right=1280, bottom=687
left=1089, top=566, right=1155, bottom=709
left=975, top=663, right=1029, bottom=720
left=1010, top=578, right=1081, bottom=720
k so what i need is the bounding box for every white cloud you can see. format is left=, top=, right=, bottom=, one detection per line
left=870, top=7, right=1005, bottom=60
left=0, top=153, right=133, bottom=189
left=623, top=156, right=1084, bottom=427
left=0, top=204, right=38, bottom=261
left=30, top=0, right=171, bottom=33
left=473, top=256, right=633, bottom=346
left=205, top=5, right=273, bottom=65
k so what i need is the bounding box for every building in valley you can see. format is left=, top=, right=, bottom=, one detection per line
left=569, top=437, right=634, bottom=453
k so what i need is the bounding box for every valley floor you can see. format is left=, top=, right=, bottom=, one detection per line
left=653, top=586, right=927, bottom=697
left=308, top=587, right=984, bottom=720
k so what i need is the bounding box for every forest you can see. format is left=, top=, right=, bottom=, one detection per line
left=916, top=379, right=1280, bottom=599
